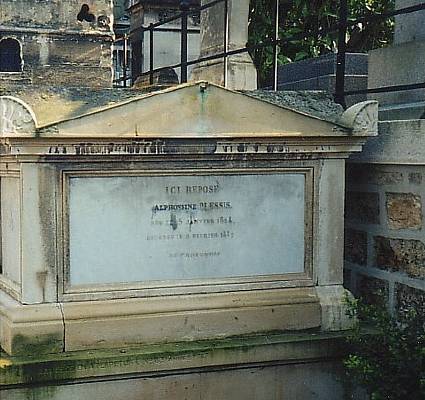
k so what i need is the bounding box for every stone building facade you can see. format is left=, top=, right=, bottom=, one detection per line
left=0, top=0, right=114, bottom=88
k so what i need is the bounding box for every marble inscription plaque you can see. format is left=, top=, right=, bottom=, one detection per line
left=68, top=173, right=306, bottom=285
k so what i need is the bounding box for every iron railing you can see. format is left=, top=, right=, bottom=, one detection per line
left=114, top=0, right=425, bottom=108
left=115, top=0, right=229, bottom=87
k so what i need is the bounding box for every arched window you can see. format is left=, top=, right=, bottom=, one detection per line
left=0, top=38, right=22, bottom=72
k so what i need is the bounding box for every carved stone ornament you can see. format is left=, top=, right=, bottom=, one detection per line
left=338, top=100, right=379, bottom=136
left=0, top=96, right=37, bottom=136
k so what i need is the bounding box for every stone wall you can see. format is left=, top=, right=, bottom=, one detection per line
left=0, top=0, right=113, bottom=88
left=0, top=0, right=112, bottom=30
left=344, top=162, right=425, bottom=313
left=0, top=32, right=113, bottom=88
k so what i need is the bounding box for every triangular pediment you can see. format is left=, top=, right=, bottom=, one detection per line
left=37, top=82, right=350, bottom=138
left=1, top=82, right=378, bottom=139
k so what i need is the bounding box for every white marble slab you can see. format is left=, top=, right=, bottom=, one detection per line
left=68, top=173, right=306, bottom=285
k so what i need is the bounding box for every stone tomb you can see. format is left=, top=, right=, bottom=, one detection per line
left=0, top=82, right=377, bottom=356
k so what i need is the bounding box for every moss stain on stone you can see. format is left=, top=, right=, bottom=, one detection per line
left=11, top=333, right=64, bottom=357
left=2, top=330, right=347, bottom=386
left=19, top=384, right=59, bottom=400
left=199, top=82, right=209, bottom=115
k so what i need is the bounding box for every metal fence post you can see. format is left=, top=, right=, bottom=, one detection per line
left=180, top=1, right=189, bottom=83
left=123, top=34, right=128, bottom=88
left=273, top=0, right=280, bottom=91
left=335, top=0, right=348, bottom=107
left=223, top=0, right=229, bottom=87
left=149, top=23, right=154, bottom=85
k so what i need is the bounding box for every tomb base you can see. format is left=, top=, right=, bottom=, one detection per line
left=0, top=285, right=355, bottom=356
left=1, top=286, right=332, bottom=356
left=0, top=331, right=363, bottom=400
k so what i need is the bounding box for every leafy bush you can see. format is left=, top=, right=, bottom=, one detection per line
left=344, top=295, right=425, bottom=400
left=248, top=0, right=395, bottom=86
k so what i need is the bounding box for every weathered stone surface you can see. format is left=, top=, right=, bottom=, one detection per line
left=243, top=91, right=344, bottom=124
left=368, top=41, right=425, bottom=107
left=351, top=120, right=425, bottom=164
left=32, top=66, right=112, bottom=88
left=315, top=159, right=346, bottom=287
left=63, top=293, right=321, bottom=352
left=395, top=283, right=425, bottom=319
left=367, top=2, right=425, bottom=117
left=191, top=0, right=257, bottom=90
left=0, top=96, right=37, bottom=135
left=0, top=82, right=377, bottom=356
left=0, top=290, right=64, bottom=356
left=2, top=361, right=353, bottom=400
left=0, top=85, right=359, bottom=133
left=316, top=286, right=355, bottom=331
left=386, top=192, right=422, bottom=230
left=345, top=191, right=380, bottom=224
left=337, top=101, right=378, bottom=136
left=0, top=332, right=354, bottom=400
left=374, top=236, right=425, bottom=279
left=0, top=0, right=113, bottom=31
left=34, top=82, right=354, bottom=136
left=0, top=3, right=114, bottom=89
left=394, top=0, right=425, bottom=44
left=357, top=274, right=389, bottom=306
left=344, top=228, right=367, bottom=265
left=0, top=85, right=154, bottom=127
left=0, top=177, right=21, bottom=284
left=346, top=164, right=403, bottom=185
left=409, top=172, right=422, bottom=185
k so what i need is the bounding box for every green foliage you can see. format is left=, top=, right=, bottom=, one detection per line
left=344, top=295, right=425, bottom=400
left=248, top=0, right=395, bottom=86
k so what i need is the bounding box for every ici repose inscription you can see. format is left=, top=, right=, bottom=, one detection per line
left=68, top=173, right=306, bottom=286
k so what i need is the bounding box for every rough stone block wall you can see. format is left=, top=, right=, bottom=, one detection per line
left=0, top=0, right=113, bottom=88
left=0, top=0, right=112, bottom=30
left=344, top=163, right=425, bottom=313
left=0, top=32, right=112, bottom=88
